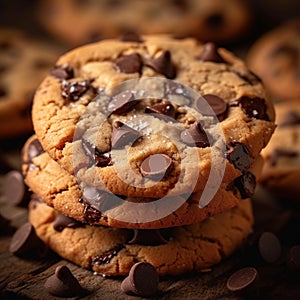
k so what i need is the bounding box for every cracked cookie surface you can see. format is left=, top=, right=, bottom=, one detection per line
left=32, top=35, right=275, bottom=198
left=28, top=196, right=253, bottom=276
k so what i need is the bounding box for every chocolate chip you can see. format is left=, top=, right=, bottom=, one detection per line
left=9, top=222, right=46, bottom=257
left=165, top=81, right=185, bottom=95
left=146, top=50, right=176, bottom=79
left=195, top=94, right=228, bottom=120
left=180, top=121, right=210, bottom=148
left=108, top=90, right=137, bottom=115
left=231, top=96, right=269, bottom=121
left=119, top=31, right=143, bottom=43
left=269, top=148, right=298, bottom=166
left=111, top=121, right=141, bottom=148
left=53, top=213, right=83, bottom=232
left=128, top=229, right=168, bottom=245
left=95, top=151, right=112, bottom=167
left=26, top=138, right=44, bottom=163
left=1, top=171, right=26, bottom=206
left=145, top=100, right=176, bottom=121
left=92, top=245, right=123, bottom=265
left=44, top=265, right=85, bottom=297
left=61, top=80, right=91, bottom=101
left=287, top=246, right=300, bottom=272
left=205, top=13, right=224, bottom=29
left=199, top=42, right=225, bottom=63
left=51, top=64, right=74, bottom=80
left=115, top=53, right=142, bottom=74
left=227, top=267, right=258, bottom=292
left=140, top=154, right=172, bottom=180
left=258, top=232, right=282, bottom=263
left=226, top=142, right=252, bottom=173
left=231, top=69, right=262, bottom=85
left=121, top=262, right=159, bottom=297
left=279, top=111, right=300, bottom=127
left=234, top=171, right=256, bottom=199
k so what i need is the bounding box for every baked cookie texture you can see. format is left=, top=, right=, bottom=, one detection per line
left=260, top=102, right=300, bottom=199
left=22, top=135, right=262, bottom=229
left=32, top=35, right=275, bottom=198
left=37, top=0, right=252, bottom=46
left=0, top=28, right=60, bottom=138
left=247, top=19, right=300, bottom=101
left=28, top=197, right=253, bottom=276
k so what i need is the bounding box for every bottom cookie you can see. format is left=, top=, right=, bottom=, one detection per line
left=28, top=197, right=253, bottom=276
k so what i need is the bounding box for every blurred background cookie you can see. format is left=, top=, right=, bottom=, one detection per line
left=0, top=28, right=61, bottom=138
left=37, top=0, right=252, bottom=46
left=260, top=102, right=300, bottom=200
left=247, top=20, right=300, bottom=102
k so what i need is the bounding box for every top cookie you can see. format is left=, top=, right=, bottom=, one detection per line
left=32, top=35, right=275, bottom=198
left=247, top=20, right=300, bottom=101
left=37, top=0, right=252, bottom=46
left=0, top=28, right=60, bottom=138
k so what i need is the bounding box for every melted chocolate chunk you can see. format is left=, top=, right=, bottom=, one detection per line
left=26, top=138, right=44, bottom=163
left=51, top=64, right=74, bottom=80
left=79, top=197, right=102, bottom=223
left=119, top=31, right=143, bottom=43
left=145, top=100, right=176, bottom=120
left=145, top=50, right=176, bottom=79
left=92, top=245, right=123, bottom=265
left=195, top=94, right=228, bottom=121
left=128, top=229, right=168, bottom=245
left=121, top=262, right=159, bottom=297
left=53, top=213, right=83, bottom=232
left=231, top=96, right=269, bottom=121
left=269, top=148, right=298, bottom=166
left=234, top=171, right=256, bottom=199
left=227, top=267, right=258, bottom=292
left=111, top=121, right=141, bottom=148
left=231, top=69, right=262, bottom=85
left=199, top=42, right=225, bottom=63
left=180, top=121, right=210, bottom=148
left=61, top=80, right=91, bottom=101
left=225, top=142, right=252, bottom=172
left=95, top=151, right=112, bottom=167
left=140, top=154, right=173, bottom=180
left=44, top=265, right=86, bottom=297
left=115, top=53, right=142, bottom=74
left=108, top=90, right=137, bottom=115
left=165, top=81, right=185, bottom=95
left=279, top=111, right=300, bottom=127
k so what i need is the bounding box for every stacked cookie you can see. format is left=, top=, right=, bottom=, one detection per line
left=22, top=35, right=275, bottom=276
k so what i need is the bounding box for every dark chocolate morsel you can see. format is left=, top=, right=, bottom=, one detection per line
left=50, top=64, right=74, bottom=80
left=26, top=138, right=44, bottom=163
left=53, top=213, right=83, bottom=232
left=258, top=232, right=282, bottom=263
left=287, top=245, right=300, bottom=272
left=92, top=245, right=123, bottom=265
left=234, top=171, right=256, bottom=199
left=145, top=100, right=176, bottom=120
left=279, top=111, right=300, bottom=127
left=44, top=265, right=85, bottom=297
left=180, top=121, right=210, bottom=148
left=232, top=96, right=269, bottom=121
left=227, top=267, right=258, bottom=292
left=114, top=53, right=142, bottom=74
left=128, top=229, right=168, bottom=245
left=61, top=80, right=91, bottom=101
left=165, top=80, right=185, bottom=95
left=9, top=222, right=46, bottom=257
left=146, top=50, right=176, bottom=79
left=121, top=262, right=159, bottom=297
left=225, top=142, right=252, bottom=172
left=108, top=90, right=137, bottom=115
left=199, top=42, right=225, bottom=63
left=95, top=151, right=112, bottom=167
left=195, top=94, right=227, bottom=120
left=111, top=121, right=141, bottom=148
left=118, top=31, right=143, bottom=43
left=269, top=148, right=298, bottom=166
left=1, top=171, right=25, bottom=206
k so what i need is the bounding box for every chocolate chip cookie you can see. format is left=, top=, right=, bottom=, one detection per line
left=0, top=28, right=60, bottom=138
left=260, top=102, right=300, bottom=200
left=247, top=20, right=300, bottom=101
left=22, top=135, right=263, bottom=228
left=28, top=196, right=253, bottom=276
left=38, top=0, right=252, bottom=46
left=32, top=36, right=275, bottom=199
